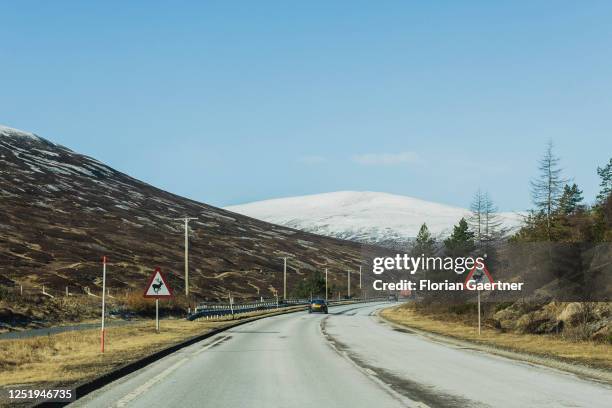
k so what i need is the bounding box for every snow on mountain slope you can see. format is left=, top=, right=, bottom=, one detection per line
left=226, top=191, right=523, bottom=247
left=0, top=125, right=370, bottom=302
left=0, top=125, right=38, bottom=140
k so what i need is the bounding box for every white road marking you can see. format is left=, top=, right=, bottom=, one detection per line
left=116, top=336, right=228, bottom=408
left=114, top=335, right=228, bottom=407
left=193, top=335, right=228, bottom=356
left=115, top=358, right=188, bottom=407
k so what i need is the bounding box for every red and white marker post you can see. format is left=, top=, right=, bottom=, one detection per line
left=101, top=256, right=107, bottom=353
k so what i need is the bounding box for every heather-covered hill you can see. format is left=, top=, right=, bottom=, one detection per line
left=0, top=125, right=372, bottom=306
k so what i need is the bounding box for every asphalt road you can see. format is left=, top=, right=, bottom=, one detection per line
left=71, top=302, right=612, bottom=408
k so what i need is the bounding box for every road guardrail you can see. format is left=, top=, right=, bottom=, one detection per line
left=187, top=297, right=388, bottom=320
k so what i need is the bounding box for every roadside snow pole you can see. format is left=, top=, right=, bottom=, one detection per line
left=101, top=256, right=107, bottom=353
left=229, top=292, right=234, bottom=318
left=359, top=266, right=362, bottom=289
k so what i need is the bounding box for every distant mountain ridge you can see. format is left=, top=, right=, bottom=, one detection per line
left=226, top=191, right=522, bottom=247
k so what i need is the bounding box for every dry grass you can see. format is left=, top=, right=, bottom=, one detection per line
left=381, top=305, right=612, bottom=370
left=0, top=306, right=303, bottom=388
left=0, top=320, right=222, bottom=387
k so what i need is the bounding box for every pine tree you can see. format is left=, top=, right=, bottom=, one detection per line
left=412, top=223, right=436, bottom=256
left=596, top=158, right=612, bottom=203
left=444, top=218, right=475, bottom=257
left=511, top=211, right=548, bottom=242
left=592, top=158, right=612, bottom=242
left=558, top=183, right=584, bottom=215
left=530, top=140, right=566, bottom=240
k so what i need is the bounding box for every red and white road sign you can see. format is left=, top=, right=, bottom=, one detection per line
left=143, top=268, right=174, bottom=298
left=464, top=264, right=494, bottom=287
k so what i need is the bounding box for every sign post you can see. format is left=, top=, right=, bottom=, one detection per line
left=477, top=290, right=481, bottom=335
left=144, top=268, right=174, bottom=333
left=156, top=299, right=159, bottom=332
left=101, top=256, right=107, bottom=353
left=464, top=265, right=494, bottom=336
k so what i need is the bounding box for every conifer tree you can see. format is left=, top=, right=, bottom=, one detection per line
left=592, top=158, right=612, bottom=242
left=530, top=141, right=566, bottom=240
left=558, top=183, right=584, bottom=215
left=412, top=223, right=436, bottom=256
left=596, top=158, right=612, bottom=204
left=444, top=218, right=475, bottom=257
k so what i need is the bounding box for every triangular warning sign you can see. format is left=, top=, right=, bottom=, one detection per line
left=143, top=268, right=174, bottom=298
left=464, top=264, right=494, bottom=287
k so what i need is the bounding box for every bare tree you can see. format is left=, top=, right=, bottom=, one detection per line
left=530, top=140, right=566, bottom=240
left=483, top=192, right=503, bottom=243
left=470, top=190, right=503, bottom=247
left=469, top=189, right=484, bottom=245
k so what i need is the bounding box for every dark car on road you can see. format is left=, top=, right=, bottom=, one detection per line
left=308, top=299, right=328, bottom=314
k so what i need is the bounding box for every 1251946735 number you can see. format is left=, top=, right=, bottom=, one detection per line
left=7, top=388, right=74, bottom=401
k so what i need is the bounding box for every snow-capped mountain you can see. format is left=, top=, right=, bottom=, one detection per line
left=226, top=191, right=523, bottom=247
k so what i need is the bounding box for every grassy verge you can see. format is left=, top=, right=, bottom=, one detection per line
left=0, top=306, right=303, bottom=390
left=381, top=304, right=612, bottom=370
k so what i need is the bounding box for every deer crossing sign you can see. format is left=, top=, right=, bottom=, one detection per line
left=143, top=268, right=174, bottom=298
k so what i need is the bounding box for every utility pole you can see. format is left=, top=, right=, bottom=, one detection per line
left=229, top=292, right=234, bottom=318
left=325, top=268, right=328, bottom=303
left=175, top=217, right=197, bottom=307
left=100, top=256, right=107, bottom=353
left=347, top=269, right=351, bottom=298
left=283, top=257, right=287, bottom=300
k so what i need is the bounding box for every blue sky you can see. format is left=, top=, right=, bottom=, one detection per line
left=1, top=1, right=611, bottom=211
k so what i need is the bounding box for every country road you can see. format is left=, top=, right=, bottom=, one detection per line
left=71, top=302, right=612, bottom=408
